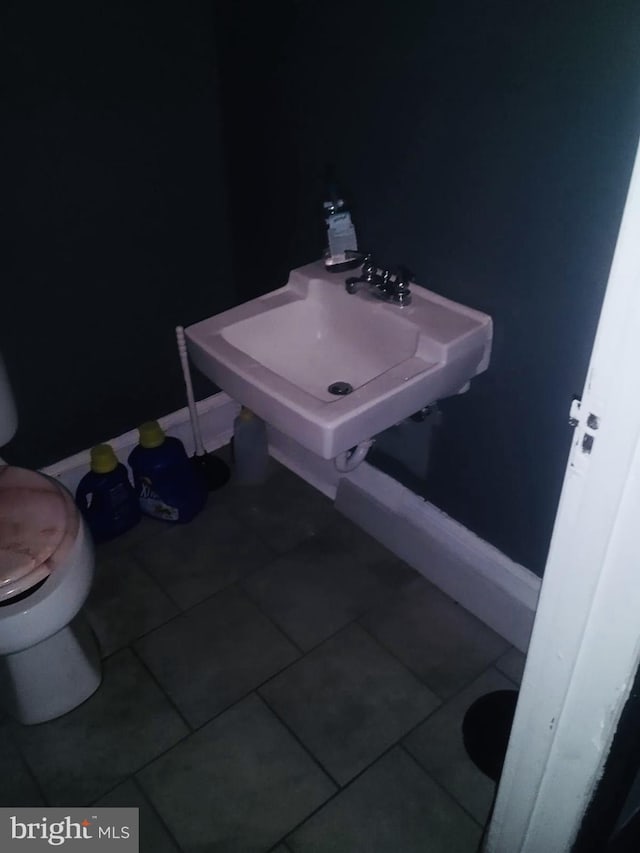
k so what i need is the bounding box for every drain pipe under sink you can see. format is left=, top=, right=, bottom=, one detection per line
left=334, top=439, right=376, bottom=473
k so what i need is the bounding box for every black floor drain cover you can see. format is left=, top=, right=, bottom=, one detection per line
left=462, top=689, right=519, bottom=781
left=328, top=382, right=353, bottom=396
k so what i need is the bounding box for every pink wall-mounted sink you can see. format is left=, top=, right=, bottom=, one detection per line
left=186, top=261, right=492, bottom=459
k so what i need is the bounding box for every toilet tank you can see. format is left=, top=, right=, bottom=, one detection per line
left=0, top=352, right=18, bottom=447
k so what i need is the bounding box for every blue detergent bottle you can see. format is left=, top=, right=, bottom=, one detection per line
left=128, top=420, right=207, bottom=523
left=75, top=444, right=141, bottom=542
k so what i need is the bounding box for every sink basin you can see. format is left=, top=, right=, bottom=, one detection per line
left=186, top=261, right=492, bottom=459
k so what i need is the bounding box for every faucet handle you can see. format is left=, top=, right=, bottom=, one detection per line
left=360, top=253, right=377, bottom=282
left=395, top=265, right=415, bottom=287
left=345, top=253, right=376, bottom=294
left=393, top=265, right=414, bottom=306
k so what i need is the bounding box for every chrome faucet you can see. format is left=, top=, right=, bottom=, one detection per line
left=345, top=255, right=414, bottom=306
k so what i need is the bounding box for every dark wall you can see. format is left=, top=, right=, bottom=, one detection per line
left=5, top=2, right=640, bottom=575
left=213, top=3, right=306, bottom=303
left=3, top=1, right=230, bottom=468
left=216, top=1, right=640, bottom=574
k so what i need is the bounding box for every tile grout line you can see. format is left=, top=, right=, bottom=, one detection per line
left=96, top=492, right=319, bottom=650
left=222, top=523, right=407, bottom=666
left=130, top=776, right=185, bottom=853
left=267, top=841, right=293, bottom=853
left=94, top=487, right=414, bottom=665
left=355, top=615, right=518, bottom=702
left=404, top=656, right=520, bottom=727
left=39, top=647, right=198, bottom=806
left=399, top=742, right=487, bottom=831
left=53, top=611, right=505, bottom=812
left=95, top=553, right=286, bottom=661
left=127, top=549, right=186, bottom=615
left=252, top=618, right=413, bottom=690
left=252, top=692, right=340, bottom=789
left=237, top=575, right=422, bottom=669
left=274, top=731, right=479, bottom=849
left=354, top=618, right=449, bottom=701
left=256, top=620, right=498, bottom=848
left=234, top=581, right=306, bottom=656
left=394, top=661, right=521, bottom=831
left=84, top=475, right=348, bottom=813
left=87, top=561, right=183, bottom=657
left=13, top=741, right=52, bottom=808
left=87, top=776, right=133, bottom=806
left=92, top=647, right=346, bottom=792
left=109, top=554, right=414, bottom=704
left=21, top=461, right=516, bottom=836
left=128, top=645, right=194, bottom=734
left=87, top=775, right=185, bottom=853
left=127, top=684, right=349, bottom=853
left=216, top=463, right=336, bottom=555
left=492, top=646, right=526, bottom=687
left=157, top=614, right=451, bottom=743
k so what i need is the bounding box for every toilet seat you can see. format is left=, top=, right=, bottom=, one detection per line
left=0, top=466, right=79, bottom=602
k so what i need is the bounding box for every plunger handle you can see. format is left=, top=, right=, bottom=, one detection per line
left=176, top=325, right=205, bottom=457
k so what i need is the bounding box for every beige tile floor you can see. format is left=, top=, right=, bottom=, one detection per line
left=2, top=455, right=525, bottom=853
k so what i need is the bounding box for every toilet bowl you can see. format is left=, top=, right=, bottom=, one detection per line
left=0, top=466, right=101, bottom=724
left=0, top=352, right=101, bottom=725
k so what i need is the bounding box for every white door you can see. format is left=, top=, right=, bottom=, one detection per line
left=485, top=126, right=640, bottom=850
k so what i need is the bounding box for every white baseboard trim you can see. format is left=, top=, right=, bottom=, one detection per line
left=43, top=393, right=240, bottom=494
left=44, top=391, right=539, bottom=651
left=335, top=469, right=540, bottom=653
left=267, top=423, right=540, bottom=653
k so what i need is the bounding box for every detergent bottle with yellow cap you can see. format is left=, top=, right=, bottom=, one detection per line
left=128, top=420, right=207, bottom=523
left=75, top=443, right=140, bottom=542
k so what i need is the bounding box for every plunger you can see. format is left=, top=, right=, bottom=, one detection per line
left=176, top=325, right=230, bottom=490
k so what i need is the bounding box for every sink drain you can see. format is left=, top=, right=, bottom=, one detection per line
left=328, top=381, right=353, bottom=396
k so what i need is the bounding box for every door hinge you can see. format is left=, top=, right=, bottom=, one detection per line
left=569, top=396, right=581, bottom=427
left=569, top=396, right=601, bottom=473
